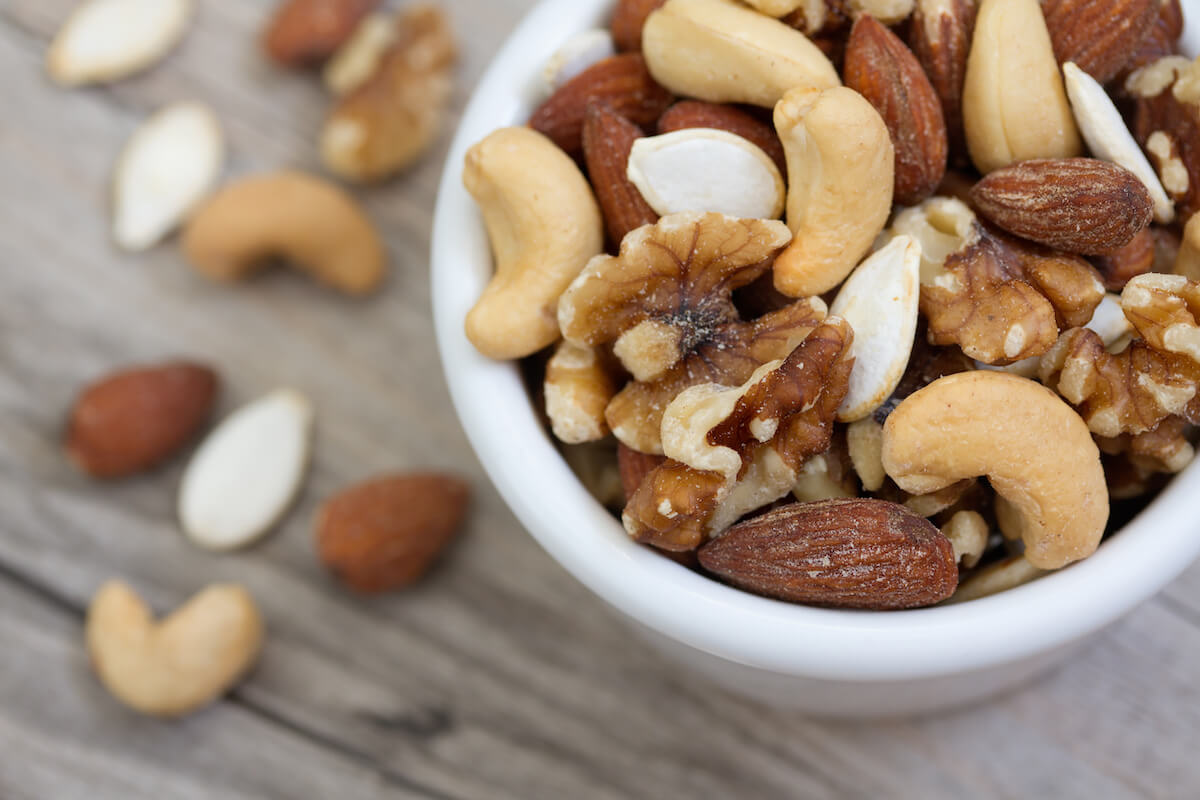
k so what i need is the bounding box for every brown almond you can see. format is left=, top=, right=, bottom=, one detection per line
left=969, top=158, right=1154, bottom=255
left=697, top=498, right=958, bottom=609
left=529, top=54, right=674, bottom=156
left=908, top=0, right=977, bottom=166
left=657, top=100, right=786, bottom=175
left=845, top=14, right=948, bottom=205
left=1091, top=227, right=1155, bottom=290
left=66, top=362, right=218, bottom=478
left=316, top=473, right=470, bottom=593
left=1043, top=0, right=1158, bottom=84
left=583, top=103, right=659, bottom=246
left=611, top=0, right=666, bottom=52
left=1114, top=0, right=1185, bottom=87
left=617, top=442, right=666, bottom=503
left=262, top=0, right=382, bottom=66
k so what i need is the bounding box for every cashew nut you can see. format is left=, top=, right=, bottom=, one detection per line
left=182, top=171, right=386, bottom=295
left=881, top=371, right=1108, bottom=569
left=642, top=0, right=839, bottom=108
left=464, top=127, right=603, bottom=360
left=962, top=0, right=1082, bottom=174
left=86, top=580, right=264, bottom=717
left=773, top=86, right=895, bottom=297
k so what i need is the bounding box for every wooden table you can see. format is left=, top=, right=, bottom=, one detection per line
left=2, top=1, right=1199, bottom=797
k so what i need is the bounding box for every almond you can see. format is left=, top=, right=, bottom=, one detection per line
left=316, top=473, right=470, bottom=593
left=1091, top=227, right=1155, bottom=290
left=617, top=442, right=666, bottom=502
left=262, top=0, right=382, bottom=66
left=845, top=13, right=947, bottom=205
left=611, top=0, right=667, bottom=52
left=657, top=101, right=786, bottom=175
left=66, top=362, right=218, bottom=479
left=530, top=54, right=673, bottom=156
left=908, top=0, right=976, bottom=166
left=697, top=498, right=958, bottom=609
left=1043, top=0, right=1158, bottom=84
left=1115, top=0, right=1185, bottom=87
left=543, top=30, right=616, bottom=93
left=969, top=158, right=1154, bottom=255
left=582, top=103, right=659, bottom=246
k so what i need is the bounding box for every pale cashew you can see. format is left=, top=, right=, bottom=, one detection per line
left=951, top=556, right=1047, bottom=603
left=941, top=510, right=988, bottom=568
left=463, top=127, right=603, bottom=360
left=772, top=86, right=895, bottom=297
left=962, top=0, right=1081, bottom=174
left=182, top=171, right=386, bottom=295
left=846, top=417, right=886, bottom=492
left=642, top=0, right=839, bottom=108
left=881, top=371, right=1108, bottom=569
left=86, top=580, right=264, bottom=717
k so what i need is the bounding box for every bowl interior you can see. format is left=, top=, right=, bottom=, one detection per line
left=432, top=0, right=1200, bottom=681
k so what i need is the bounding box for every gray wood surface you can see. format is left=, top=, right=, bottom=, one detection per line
left=1, top=1, right=1199, bottom=798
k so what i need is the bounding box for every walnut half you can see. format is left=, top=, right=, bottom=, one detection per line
left=622, top=319, right=853, bottom=551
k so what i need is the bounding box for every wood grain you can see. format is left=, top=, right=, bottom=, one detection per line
left=1, top=1, right=1200, bottom=798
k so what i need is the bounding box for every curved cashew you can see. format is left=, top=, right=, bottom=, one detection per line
left=86, top=581, right=264, bottom=717
left=881, top=371, right=1108, bottom=569
left=182, top=170, right=386, bottom=295
left=642, top=0, right=839, bottom=108
left=463, top=127, right=603, bottom=360
left=773, top=87, right=895, bottom=297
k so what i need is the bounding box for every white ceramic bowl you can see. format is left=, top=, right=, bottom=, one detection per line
left=432, top=0, right=1200, bottom=716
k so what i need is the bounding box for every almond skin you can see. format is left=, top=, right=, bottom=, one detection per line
left=697, top=498, right=958, bottom=609
left=611, top=0, right=666, bottom=52
left=969, top=158, right=1154, bottom=255
left=845, top=14, right=948, bottom=205
left=908, top=0, right=977, bottom=166
left=583, top=103, right=659, bottom=246
left=262, top=0, right=382, bottom=66
left=316, top=473, right=470, bottom=593
left=657, top=100, right=786, bottom=175
left=66, top=362, right=218, bottom=478
left=1042, top=0, right=1158, bottom=84
left=529, top=54, right=674, bottom=156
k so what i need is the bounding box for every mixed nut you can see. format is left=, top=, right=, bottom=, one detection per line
left=464, top=0, right=1200, bottom=609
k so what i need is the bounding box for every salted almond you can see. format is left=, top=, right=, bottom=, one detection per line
left=698, top=498, right=958, bottom=609
left=1091, top=228, right=1155, bottom=291
left=626, top=129, right=785, bottom=220
left=48, top=0, right=192, bottom=86
left=583, top=103, right=658, bottom=246
left=908, top=0, right=977, bottom=164
left=611, top=0, right=667, bottom=52
left=112, top=103, right=223, bottom=251
left=543, top=29, right=616, bottom=93
left=969, top=158, right=1153, bottom=254
left=845, top=14, right=947, bottom=205
left=1043, top=0, right=1158, bottom=84
left=1064, top=62, right=1174, bottom=223
left=262, top=0, right=381, bottom=66
left=829, top=235, right=921, bottom=421
left=179, top=389, right=314, bottom=551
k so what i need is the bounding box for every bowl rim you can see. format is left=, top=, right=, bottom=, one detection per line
left=431, top=0, right=1200, bottom=682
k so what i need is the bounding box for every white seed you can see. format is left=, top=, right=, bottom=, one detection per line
left=112, top=102, right=223, bottom=251
left=627, top=129, right=785, bottom=220
left=542, top=29, right=615, bottom=93
left=47, top=0, right=192, bottom=86
left=1064, top=62, right=1175, bottom=224
left=179, top=389, right=314, bottom=551
left=1084, top=292, right=1134, bottom=348
left=829, top=235, right=922, bottom=421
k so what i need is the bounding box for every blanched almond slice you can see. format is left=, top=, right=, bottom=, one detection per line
left=1064, top=61, right=1174, bottom=224
left=829, top=235, right=921, bottom=421
left=112, top=102, right=223, bottom=251
left=47, top=0, right=192, bottom=86
left=626, top=129, right=785, bottom=220
left=542, top=29, right=616, bottom=93
left=179, top=389, right=314, bottom=551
